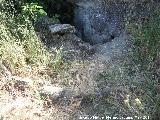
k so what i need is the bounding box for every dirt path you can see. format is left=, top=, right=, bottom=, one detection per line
left=0, top=30, right=131, bottom=120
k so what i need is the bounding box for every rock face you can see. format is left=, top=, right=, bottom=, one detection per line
left=69, top=0, right=154, bottom=45
left=72, top=0, right=125, bottom=45
left=49, top=24, right=76, bottom=34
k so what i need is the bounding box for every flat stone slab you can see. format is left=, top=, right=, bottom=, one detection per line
left=49, top=24, right=76, bottom=34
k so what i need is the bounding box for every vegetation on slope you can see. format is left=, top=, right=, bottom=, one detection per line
left=0, top=0, right=60, bottom=75
left=128, top=8, right=160, bottom=119
left=0, top=0, right=160, bottom=119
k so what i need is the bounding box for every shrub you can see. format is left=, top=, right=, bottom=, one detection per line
left=128, top=9, right=160, bottom=73
left=127, top=7, right=160, bottom=119
left=0, top=0, right=53, bottom=73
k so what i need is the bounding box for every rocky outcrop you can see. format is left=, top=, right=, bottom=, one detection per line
left=67, top=0, right=156, bottom=45
left=71, top=0, right=125, bottom=45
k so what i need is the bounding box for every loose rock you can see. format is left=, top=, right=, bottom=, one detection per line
left=11, top=76, right=34, bottom=86
left=39, top=86, right=64, bottom=101
left=49, top=24, right=76, bottom=34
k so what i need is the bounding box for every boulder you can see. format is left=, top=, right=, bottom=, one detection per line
left=49, top=24, right=76, bottom=34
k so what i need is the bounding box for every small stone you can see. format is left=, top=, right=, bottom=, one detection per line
left=6, top=76, right=34, bottom=91
left=49, top=24, right=76, bottom=34
left=39, top=86, right=64, bottom=100
left=11, top=76, right=34, bottom=86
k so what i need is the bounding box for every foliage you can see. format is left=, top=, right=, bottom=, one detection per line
left=52, top=48, right=63, bottom=70
left=126, top=8, right=160, bottom=119
left=128, top=9, right=160, bottom=73
left=21, top=2, right=47, bottom=22
left=0, top=0, right=55, bottom=73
